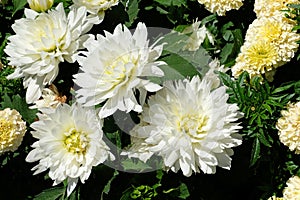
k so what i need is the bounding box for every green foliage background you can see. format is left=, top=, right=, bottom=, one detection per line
left=1, top=0, right=300, bottom=199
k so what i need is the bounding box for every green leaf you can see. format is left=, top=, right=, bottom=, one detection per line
left=121, top=158, right=152, bottom=172
left=272, top=82, right=295, bottom=94
left=124, top=0, right=140, bottom=27
left=154, top=0, right=187, bottom=7
left=257, top=129, right=272, bottom=147
left=33, top=186, right=65, bottom=200
left=220, top=43, right=234, bottom=64
left=12, top=0, right=27, bottom=16
left=159, top=52, right=200, bottom=80
left=101, top=170, right=119, bottom=200
left=1, top=94, right=38, bottom=123
left=250, top=137, right=261, bottom=167
left=178, top=183, right=190, bottom=199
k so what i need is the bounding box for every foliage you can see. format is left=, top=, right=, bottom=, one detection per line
left=0, top=0, right=300, bottom=199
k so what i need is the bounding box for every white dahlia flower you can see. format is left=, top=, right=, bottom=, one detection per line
left=5, top=3, right=95, bottom=103
left=0, top=108, right=26, bottom=154
left=26, top=103, right=114, bottom=196
left=123, top=75, right=243, bottom=176
left=198, top=0, right=244, bottom=16
left=74, top=22, right=165, bottom=119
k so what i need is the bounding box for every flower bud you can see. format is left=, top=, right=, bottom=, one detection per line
left=27, top=0, right=53, bottom=12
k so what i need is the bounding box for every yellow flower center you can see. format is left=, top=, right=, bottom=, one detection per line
left=64, top=128, right=89, bottom=154
left=0, top=119, right=14, bottom=144
left=178, top=114, right=208, bottom=140
left=103, top=54, right=138, bottom=88
left=245, top=41, right=278, bottom=71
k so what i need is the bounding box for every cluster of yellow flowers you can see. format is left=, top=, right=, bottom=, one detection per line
left=231, top=0, right=300, bottom=79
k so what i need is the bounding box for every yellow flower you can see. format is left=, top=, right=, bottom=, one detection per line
left=232, top=40, right=280, bottom=77
left=231, top=16, right=300, bottom=78
left=0, top=108, right=26, bottom=154
left=197, top=0, right=244, bottom=16
left=254, top=0, right=299, bottom=18
left=27, top=0, right=53, bottom=12
left=267, top=196, right=283, bottom=200
left=276, top=102, right=300, bottom=154
left=283, top=176, right=300, bottom=200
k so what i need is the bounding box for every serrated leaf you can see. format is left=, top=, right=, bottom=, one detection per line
left=33, top=186, right=65, bottom=200
left=12, top=0, right=27, bottom=16
left=218, top=72, right=233, bottom=87
left=250, top=137, right=261, bottom=167
left=124, top=0, right=140, bottom=27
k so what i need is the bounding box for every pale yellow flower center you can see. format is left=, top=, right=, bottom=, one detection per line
left=64, top=128, right=89, bottom=154
left=0, top=119, right=14, bottom=144
left=103, top=54, right=138, bottom=88
left=178, top=114, right=208, bottom=139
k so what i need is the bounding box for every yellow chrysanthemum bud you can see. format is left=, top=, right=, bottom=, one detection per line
left=27, top=0, right=53, bottom=12
left=0, top=108, right=26, bottom=154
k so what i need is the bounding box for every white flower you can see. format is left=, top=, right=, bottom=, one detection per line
left=72, top=0, right=119, bottom=17
left=182, top=20, right=214, bottom=51
left=5, top=3, right=95, bottom=103
left=27, top=0, right=53, bottom=12
left=29, top=85, right=66, bottom=112
left=0, top=108, right=26, bottom=154
left=74, top=22, right=165, bottom=119
left=26, top=103, right=114, bottom=196
left=283, top=175, right=300, bottom=200
left=123, top=75, right=243, bottom=176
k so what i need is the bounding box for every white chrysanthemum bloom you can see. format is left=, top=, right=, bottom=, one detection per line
left=27, top=0, right=53, bottom=12
left=276, top=101, right=300, bottom=154
left=29, top=86, right=66, bottom=112
left=231, top=15, right=300, bottom=78
left=254, top=0, right=299, bottom=18
left=72, top=0, right=119, bottom=19
left=0, top=108, right=26, bottom=154
left=4, top=3, right=96, bottom=104
left=74, top=22, right=165, bottom=119
left=26, top=103, right=114, bottom=196
left=283, top=175, right=300, bottom=199
left=123, top=75, right=243, bottom=176
left=197, top=0, right=244, bottom=16
left=182, top=20, right=214, bottom=51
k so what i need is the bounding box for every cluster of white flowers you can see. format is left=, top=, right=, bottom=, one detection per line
left=4, top=0, right=245, bottom=196
left=231, top=0, right=300, bottom=79
left=197, top=0, right=244, bottom=16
